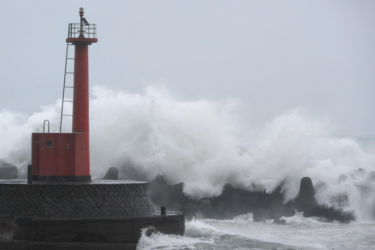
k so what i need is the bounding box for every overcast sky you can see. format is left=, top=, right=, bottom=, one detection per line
left=0, top=0, right=374, bottom=137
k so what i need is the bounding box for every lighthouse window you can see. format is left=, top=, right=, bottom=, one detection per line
left=47, top=141, right=53, bottom=148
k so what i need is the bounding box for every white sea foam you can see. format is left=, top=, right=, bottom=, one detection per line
left=136, top=227, right=204, bottom=250
left=186, top=216, right=375, bottom=250
left=1, top=86, right=375, bottom=220
left=136, top=216, right=375, bottom=250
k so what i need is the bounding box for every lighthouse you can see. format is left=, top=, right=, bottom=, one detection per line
left=31, top=7, right=97, bottom=181
left=0, top=8, right=184, bottom=249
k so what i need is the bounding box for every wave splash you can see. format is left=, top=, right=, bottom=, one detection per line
left=1, top=86, right=375, bottom=220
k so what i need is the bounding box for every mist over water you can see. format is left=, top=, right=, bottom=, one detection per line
left=1, top=86, right=375, bottom=220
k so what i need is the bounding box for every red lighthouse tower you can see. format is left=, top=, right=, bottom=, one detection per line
left=31, top=8, right=97, bottom=181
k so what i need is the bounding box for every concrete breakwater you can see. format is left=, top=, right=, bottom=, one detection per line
left=148, top=175, right=355, bottom=223
left=0, top=180, right=184, bottom=250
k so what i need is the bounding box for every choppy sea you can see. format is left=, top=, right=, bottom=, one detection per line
left=137, top=213, right=375, bottom=250
left=2, top=87, right=375, bottom=249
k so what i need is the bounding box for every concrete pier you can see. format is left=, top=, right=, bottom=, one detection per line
left=0, top=180, right=185, bottom=249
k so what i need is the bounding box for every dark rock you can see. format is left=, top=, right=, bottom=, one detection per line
left=288, top=177, right=355, bottom=222
left=118, top=159, right=148, bottom=181
left=305, top=205, right=355, bottom=222
left=170, top=182, right=186, bottom=206
left=148, top=175, right=170, bottom=207
left=299, top=177, right=315, bottom=197
left=147, top=177, right=297, bottom=221
left=199, top=199, right=215, bottom=218
left=285, top=206, right=296, bottom=217
left=148, top=175, right=191, bottom=211
left=253, top=208, right=268, bottom=222
left=147, top=174, right=355, bottom=223
left=273, top=218, right=286, bottom=225
left=268, top=202, right=295, bottom=219
left=293, top=177, right=317, bottom=213
left=0, top=162, right=18, bottom=179
left=210, top=183, right=278, bottom=219
left=213, top=184, right=247, bottom=218
left=170, top=201, right=182, bottom=211
left=183, top=203, right=198, bottom=220
left=268, top=183, right=295, bottom=219
left=103, top=167, right=119, bottom=180
left=330, top=193, right=349, bottom=207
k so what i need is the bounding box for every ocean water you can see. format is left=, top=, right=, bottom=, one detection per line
left=1, top=86, right=375, bottom=249
left=137, top=213, right=375, bottom=250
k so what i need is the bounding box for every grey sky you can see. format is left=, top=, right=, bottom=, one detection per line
left=0, top=0, right=374, bottom=137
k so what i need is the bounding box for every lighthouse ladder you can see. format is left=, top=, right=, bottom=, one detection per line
left=59, top=43, right=75, bottom=133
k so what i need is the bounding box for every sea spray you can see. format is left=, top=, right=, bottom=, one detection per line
left=1, top=86, right=375, bottom=220
left=136, top=226, right=201, bottom=250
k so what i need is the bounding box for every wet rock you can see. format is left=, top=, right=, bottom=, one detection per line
left=330, top=193, right=349, bottom=207
left=147, top=175, right=354, bottom=223
left=273, top=218, right=286, bottom=225
left=0, top=162, right=18, bottom=179
left=148, top=177, right=297, bottom=221
left=103, top=167, right=119, bottom=180
left=289, top=177, right=355, bottom=222
left=183, top=203, right=198, bottom=220
left=148, top=175, right=170, bottom=207
left=148, top=173, right=357, bottom=223
left=306, top=205, right=355, bottom=222
left=148, top=175, right=190, bottom=211
left=268, top=203, right=295, bottom=219
left=198, top=185, right=279, bottom=220
left=118, top=159, right=148, bottom=181
left=252, top=208, right=268, bottom=222
left=299, top=177, right=315, bottom=197
left=199, top=199, right=215, bottom=218
left=268, top=184, right=295, bottom=219
left=283, top=206, right=296, bottom=217
left=293, top=177, right=317, bottom=213
left=210, top=183, right=287, bottom=220
left=170, top=182, right=186, bottom=206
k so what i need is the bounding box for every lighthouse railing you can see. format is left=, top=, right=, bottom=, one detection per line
left=67, top=23, right=97, bottom=39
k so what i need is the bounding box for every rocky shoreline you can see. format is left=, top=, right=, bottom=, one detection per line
left=0, top=162, right=358, bottom=223
left=148, top=175, right=355, bottom=223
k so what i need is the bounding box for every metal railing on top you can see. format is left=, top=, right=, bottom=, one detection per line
left=67, top=23, right=97, bottom=39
